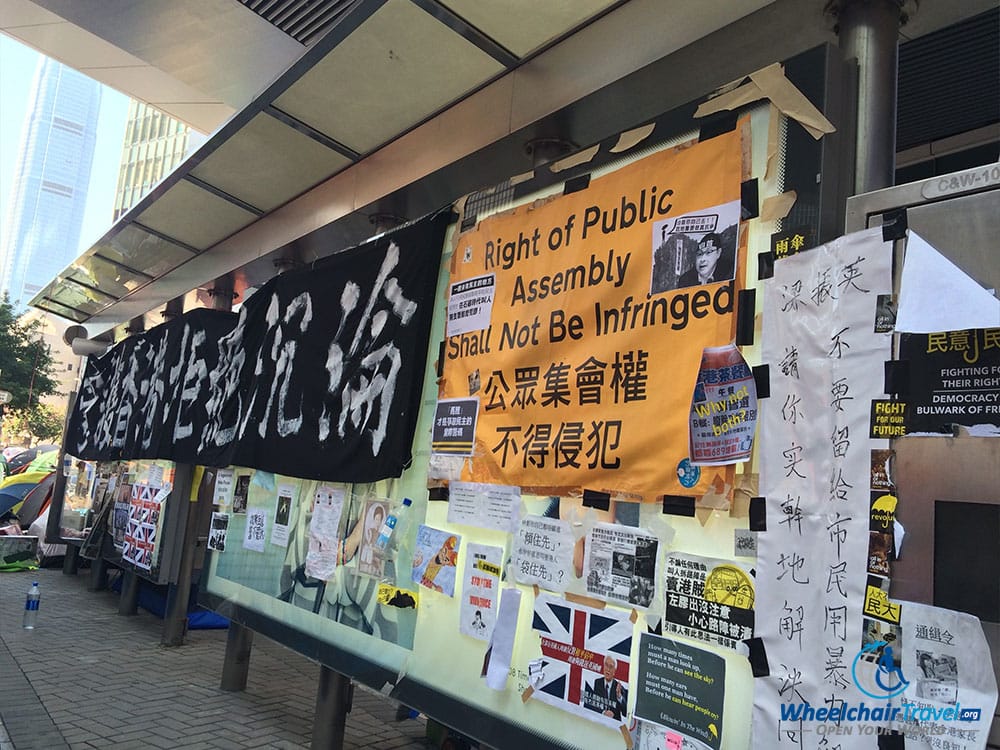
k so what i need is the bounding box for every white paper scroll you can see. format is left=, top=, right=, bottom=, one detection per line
left=754, top=227, right=893, bottom=748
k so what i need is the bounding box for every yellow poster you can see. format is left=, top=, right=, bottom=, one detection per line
left=439, top=128, right=746, bottom=501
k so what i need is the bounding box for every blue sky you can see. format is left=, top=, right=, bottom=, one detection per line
left=0, top=34, right=130, bottom=262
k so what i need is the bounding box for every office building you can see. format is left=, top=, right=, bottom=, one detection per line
left=0, top=57, right=100, bottom=310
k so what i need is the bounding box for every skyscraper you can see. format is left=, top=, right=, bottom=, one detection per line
left=112, top=100, right=205, bottom=221
left=0, top=57, right=101, bottom=310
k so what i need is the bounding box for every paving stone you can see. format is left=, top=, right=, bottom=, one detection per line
left=1, top=569, right=428, bottom=750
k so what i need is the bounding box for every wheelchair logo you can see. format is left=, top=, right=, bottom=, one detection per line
left=851, top=640, right=909, bottom=699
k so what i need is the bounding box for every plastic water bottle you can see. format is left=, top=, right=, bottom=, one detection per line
left=22, top=581, right=40, bottom=629
left=374, top=498, right=412, bottom=552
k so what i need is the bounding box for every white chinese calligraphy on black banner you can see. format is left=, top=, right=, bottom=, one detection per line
left=64, top=213, right=449, bottom=482
left=66, top=308, right=237, bottom=460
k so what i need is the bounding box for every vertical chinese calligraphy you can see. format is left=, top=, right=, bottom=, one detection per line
left=754, top=228, right=892, bottom=749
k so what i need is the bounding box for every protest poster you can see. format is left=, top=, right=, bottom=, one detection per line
left=447, top=273, right=496, bottom=337
left=305, top=485, right=345, bottom=581
left=899, top=329, right=1000, bottom=436
left=583, top=522, right=659, bottom=609
left=121, top=483, right=164, bottom=571
left=213, top=468, right=234, bottom=506
left=894, top=600, right=998, bottom=750
left=208, top=512, right=229, bottom=552
left=753, top=227, right=893, bottom=749
left=243, top=508, right=267, bottom=553
left=64, top=214, right=450, bottom=484
left=232, top=474, right=250, bottom=514
left=530, top=594, right=634, bottom=729
left=446, top=480, right=521, bottom=533
left=513, top=515, right=574, bottom=592
left=270, top=484, right=294, bottom=547
left=460, top=543, right=502, bottom=641
left=689, top=344, right=757, bottom=465
left=664, top=553, right=754, bottom=650
left=438, top=129, right=745, bottom=501
left=358, top=499, right=390, bottom=578
left=412, top=525, right=460, bottom=596
left=635, top=634, right=725, bottom=750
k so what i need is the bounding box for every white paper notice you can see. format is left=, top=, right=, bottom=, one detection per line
left=213, top=468, right=234, bottom=506
left=754, top=227, right=893, bottom=749
left=894, top=601, right=998, bottom=749
left=583, top=522, right=659, bottom=609
left=484, top=588, right=522, bottom=690
left=271, top=484, right=294, bottom=547
left=208, top=512, right=229, bottom=552
left=513, top=515, right=574, bottom=592
left=447, top=273, right=495, bottom=337
left=244, top=508, right=267, bottom=552
left=305, top=485, right=345, bottom=581
left=460, top=543, right=503, bottom=641
left=446, top=480, right=521, bottom=533
left=147, top=463, right=164, bottom=488
left=895, top=231, right=1000, bottom=333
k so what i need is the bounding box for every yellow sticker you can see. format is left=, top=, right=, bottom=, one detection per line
left=864, top=584, right=900, bottom=624
left=377, top=583, right=418, bottom=609
left=703, top=564, right=755, bottom=609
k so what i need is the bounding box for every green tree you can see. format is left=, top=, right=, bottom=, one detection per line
left=0, top=294, right=59, bottom=412
left=2, top=405, right=65, bottom=444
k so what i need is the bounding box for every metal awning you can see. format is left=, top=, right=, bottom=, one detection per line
left=24, top=0, right=995, bottom=334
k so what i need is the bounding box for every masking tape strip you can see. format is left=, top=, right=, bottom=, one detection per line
left=565, top=592, right=607, bottom=610
left=695, top=63, right=835, bottom=141
left=760, top=191, right=797, bottom=223
left=549, top=144, right=600, bottom=173
left=610, top=123, right=655, bottom=153
left=620, top=724, right=635, bottom=749
left=521, top=686, right=535, bottom=704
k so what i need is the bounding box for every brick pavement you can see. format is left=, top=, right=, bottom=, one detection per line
left=0, top=567, right=428, bottom=750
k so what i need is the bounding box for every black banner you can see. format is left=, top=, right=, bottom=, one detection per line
left=66, top=212, right=449, bottom=482
left=67, top=308, right=238, bottom=460
left=899, top=329, right=1000, bottom=434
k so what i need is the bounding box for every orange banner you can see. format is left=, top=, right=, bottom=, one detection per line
left=439, top=128, right=746, bottom=501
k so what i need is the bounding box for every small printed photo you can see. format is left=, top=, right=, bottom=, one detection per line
left=650, top=200, right=741, bottom=294
left=232, top=475, right=250, bottom=514
left=275, top=494, right=292, bottom=527
left=468, top=369, right=481, bottom=396
left=612, top=552, right=634, bottom=578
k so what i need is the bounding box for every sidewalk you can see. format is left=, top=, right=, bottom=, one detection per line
left=0, top=567, right=429, bottom=750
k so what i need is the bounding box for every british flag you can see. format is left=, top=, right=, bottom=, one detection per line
left=531, top=593, right=634, bottom=728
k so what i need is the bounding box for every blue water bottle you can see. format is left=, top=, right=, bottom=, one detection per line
left=23, top=581, right=40, bottom=629
left=374, top=498, right=412, bottom=551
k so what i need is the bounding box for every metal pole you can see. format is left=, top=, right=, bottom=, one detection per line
left=117, top=570, right=140, bottom=615
left=311, top=666, right=353, bottom=750
left=835, top=0, right=906, bottom=194
left=160, top=296, right=197, bottom=646
left=161, top=285, right=235, bottom=647
left=220, top=623, right=255, bottom=692
left=62, top=544, right=80, bottom=575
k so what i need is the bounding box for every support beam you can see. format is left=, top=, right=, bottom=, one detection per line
left=311, top=666, right=352, bottom=750
left=835, top=0, right=907, bottom=194
left=62, top=544, right=80, bottom=575
left=88, top=557, right=109, bottom=591
left=118, top=570, right=140, bottom=615
left=220, top=623, right=255, bottom=692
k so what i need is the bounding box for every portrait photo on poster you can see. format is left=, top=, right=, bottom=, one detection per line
left=650, top=200, right=740, bottom=294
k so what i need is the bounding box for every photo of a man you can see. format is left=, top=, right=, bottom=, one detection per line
left=677, top=232, right=731, bottom=287
left=649, top=200, right=740, bottom=294
left=584, top=654, right=629, bottom=721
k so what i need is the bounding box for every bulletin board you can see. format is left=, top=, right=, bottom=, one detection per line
left=200, top=104, right=780, bottom=750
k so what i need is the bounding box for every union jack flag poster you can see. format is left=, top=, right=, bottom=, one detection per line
left=531, top=593, right=634, bottom=729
